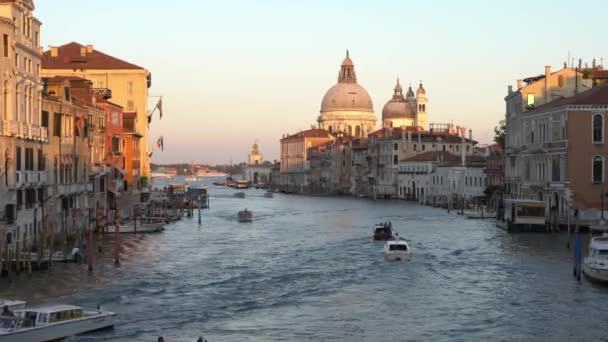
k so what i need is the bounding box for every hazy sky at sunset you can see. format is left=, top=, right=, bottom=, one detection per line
left=37, top=0, right=608, bottom=165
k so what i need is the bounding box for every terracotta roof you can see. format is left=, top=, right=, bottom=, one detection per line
left=281, top=129, right=333, bottom=141
left=42, top=42, right=144, bottom=70
left=528, top=82, right=608, bottom=112
left=369, top=127, right=476, bottom=144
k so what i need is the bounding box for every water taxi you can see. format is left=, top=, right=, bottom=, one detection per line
left=0, top=304, right=115, bottom=341
left=238, top=209, right=253, bottom=222
left=384, top=239, right=411, bottom=261
left=583, top=236, right=608, bottom=283
left=496, top=199, right=545, bottom=232
left=373, top=224, right=393, bottom=240
left=236, top=180, right=250, bottom=189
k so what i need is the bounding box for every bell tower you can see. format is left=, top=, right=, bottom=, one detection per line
left=416, top=82, right=428, bottom=130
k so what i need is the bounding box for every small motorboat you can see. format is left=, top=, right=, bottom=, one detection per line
left=212, top=181, right=225, bottom=186
left=384, top=238, right=411, bottom=261
left=583, top=235, right=608, bottom=283
left=463, top=206, right=495, bottom=219
left=234, top=192, right=246, bottom=198
left=373, top=224, right=393, bottom=240
left=238, top=209, right=253, bottom=223
left=0, top=304, right=116, bottom=341
left=236, top=180, right=250, bottom=189
left=263, top=192, right=273, bottom=198
left=185, top=176, right=198, bottom=182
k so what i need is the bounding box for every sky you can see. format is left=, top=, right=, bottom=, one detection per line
left=36, top=0, right=608, bottom=165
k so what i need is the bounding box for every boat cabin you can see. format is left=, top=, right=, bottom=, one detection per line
left=15, top=305, right=84, bottom=328
left=387, top=242, right=408, bottom=252
left=590, top=237, right=608, bottom=259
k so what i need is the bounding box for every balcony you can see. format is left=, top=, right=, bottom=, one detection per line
left=30, top=124, right=41, bottom=140
left=57, top=183, right=88, bottom=195
left=8, top=121, right=18, bottom=136
left=543, top=141, right=567, bottom=150
left=19, top=122, right=28, bottom=138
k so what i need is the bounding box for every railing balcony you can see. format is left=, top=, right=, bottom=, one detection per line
left=61, top=135, right=73, bottom=144
left=30, top=124, right=41, bottom=140
left=8, top=121, right=18, bottom=135
left=19, top=122, right=28, bottom=138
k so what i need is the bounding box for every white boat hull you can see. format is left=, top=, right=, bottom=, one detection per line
left=0, top=312, right=115, bottom=342
left=464, top=211, right=496, bottom=219
left=583, top=260, right=608, bottom=283
left=104, top=223, right=164, bottom=234
left=384, top=252, right=411, bottom=262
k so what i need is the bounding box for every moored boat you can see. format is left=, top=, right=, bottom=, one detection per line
left=583, top=236, right=608, bottom=283
left=104, top=222, right=164, bottom=234
left=384, top=239, right=411, bottom=261
left=263, top=192, right=273, bottom=198
left=464, top=207, right=496, bottom=219
left=238, top=209, right=253, bottom=222
left=234, top=192, right=246, bottom=198
left=0, top=304, right=115, bottom=341
left=236, top=180, right=250, bottom=189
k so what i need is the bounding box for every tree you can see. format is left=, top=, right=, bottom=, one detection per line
left=494, top=120, right=506, bottom=149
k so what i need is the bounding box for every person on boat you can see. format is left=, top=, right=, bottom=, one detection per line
left=71, top=246, right=82, bottom=263
left=573, top=227, right=582, bottom=281
left=1, top=305, right=14, bottom=317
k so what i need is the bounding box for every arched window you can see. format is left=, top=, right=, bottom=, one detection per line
left=328, top=125, right=333, bottom=133
left=593, top=156, right=603, bottom=183
left=348, top=125, right=352, bottom=135
left=422, top=144, right=426, bottom=151
left=355, top=125, right=361, bottom=137
left=393, top=155, right=398, bottom=165
left=593, top=114, right=603, bottom=143
left=393, top=143, right=398, bottom=151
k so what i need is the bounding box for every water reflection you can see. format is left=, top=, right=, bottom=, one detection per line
left=1, top=180, right=607, bottom=341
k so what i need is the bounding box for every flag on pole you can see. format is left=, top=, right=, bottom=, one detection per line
left=157, top=136, right=164, bottom=151
left=154, top=97, right=163, bottom=119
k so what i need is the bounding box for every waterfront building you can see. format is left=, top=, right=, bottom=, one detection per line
left=279, top=129, right=334, bottom=193
left=318, top=52, right=376, bottom=137
left=243, top=142, right=273, bottom=186
left=122, top=111, right=142, bottom=214
left=41, top=42, right=153, bottom=177
left=0, top=0, right=47, bottom=250
left=504, top=65, right=593, bottom=198
left=505, top=82, right=608, bottom=227
left=382, top=79, right=428, bottom=130
left=308, top=134, right=353, bottom=194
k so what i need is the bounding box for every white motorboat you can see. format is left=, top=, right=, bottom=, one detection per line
left=464, top=209, right=496, bottom=219
left=185, top=176, right=198, bottom=182
left=384, top=239, right=411, bottom=261
left=583, top=236, right=608, bottom=283
left=0, top=304, right=115, bottom=341
left=104, top=222, right=164, bottom=234
left=238, top=209, right=253, bottom=223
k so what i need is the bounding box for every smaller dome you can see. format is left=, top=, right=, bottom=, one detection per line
left=382, top=80, right=414, bottom=120
left=417, top=82, right=426, bottom=96
left=406, top=85, right=415, bottom=99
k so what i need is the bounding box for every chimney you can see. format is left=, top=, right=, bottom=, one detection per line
left=459, top=127, right=466, bottom=137
left=468, top=129, right=472, bottom=140
left=517, top=79, right=523, bottom=89
left=545, top=65, right=551, bottom=77
left=86, top=45, right=94, bottom=53
left=80, top=47, right=86, bottom=57
left=508, top=85, right=513, bottom=94
left=51, top=47, right=58, bottom=57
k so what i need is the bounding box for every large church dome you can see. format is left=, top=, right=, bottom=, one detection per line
left=320, top=51, right=374, bottom=114
left=382, top=79, right=414, bottom=119
left=321, top=82, right=374, bottom=113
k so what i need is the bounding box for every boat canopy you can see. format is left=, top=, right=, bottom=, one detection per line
left=590, top=237, right=608, bottom=251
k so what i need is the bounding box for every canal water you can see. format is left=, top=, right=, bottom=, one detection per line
left=1, top=179, right=608, bottom=341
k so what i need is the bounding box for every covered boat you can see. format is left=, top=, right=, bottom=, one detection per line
left=238, top=209, right=253, bottom=223
left=583, top=236, right=608, bottom=283
left=0, top=304, right=115, bottom=341
left=373, top=224, right=393, bottom=240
